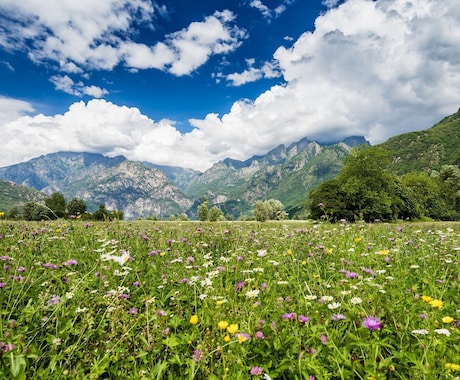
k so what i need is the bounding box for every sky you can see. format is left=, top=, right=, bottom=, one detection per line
left=1, top=0, right=459, bottom=171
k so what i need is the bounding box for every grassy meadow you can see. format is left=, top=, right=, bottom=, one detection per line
left=0, top=220, right=459, bottom=379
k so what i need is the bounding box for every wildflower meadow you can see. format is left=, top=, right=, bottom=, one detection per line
left=0, top=220, right=459, bottom=379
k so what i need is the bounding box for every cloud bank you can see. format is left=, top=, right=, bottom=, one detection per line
left=1, top=0, right=460, bottom=171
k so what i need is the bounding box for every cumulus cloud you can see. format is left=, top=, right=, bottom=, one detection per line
left=195, top=0, right=460, bottom=155
left=0, top=1, right=246, bottom=77
left=50, top=75, right=108, bottom=98
left=225, top=59, right=281, bottom=86
left=2, top=0, right=460, bottom=171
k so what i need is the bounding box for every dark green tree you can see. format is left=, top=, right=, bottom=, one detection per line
left=45, top=192, right=66, bottom=219
left=93, top=204, right=109, bottom=221
left=67, top=197, right=88, bottom=217
left=308, top=146, right=420, bottom=222
left=23, top=202, right=48, bottom=221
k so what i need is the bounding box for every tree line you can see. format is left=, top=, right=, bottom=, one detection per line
left=4, top=193, right=124, bottom=221
left=308, top=146, right=460, bottom=222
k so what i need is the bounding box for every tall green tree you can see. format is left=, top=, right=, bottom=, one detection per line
left=45, top=192, right=66, bottom=219
left=67, top=197, right=88, bottom=217
left=308, top=146, right=421, bottom=222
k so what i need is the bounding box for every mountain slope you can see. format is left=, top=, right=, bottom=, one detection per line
left=0, top=152, right=192, bottom=219
left=380, top=108, right=460, bottom=174
left=0, top=180, right=47, bottom=213
left=185, top=137, right=368, bottom=217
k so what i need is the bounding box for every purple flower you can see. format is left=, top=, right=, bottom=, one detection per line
left=362, top=316, right=382, bottom=331
left=331, top=313, right=346, bottom=321
left=119, top=293, right=130, bottom=300
left=250, top=366, right=263, bottom=376
left=43, top=263, right=58, bottom=269
left=235, top=281, right=246, bottom=292
left=0, top=342, right=15, bottom=353
left=17, top=266, right=26, bottom=273
left=130, top=308, right=138, bottom=314
left=157, top=310, right=167, bottom=317
left=0, top=282, right=6, bottom=288
left=282, top=312, right=296, bottom=320
left=192, top=349, right=204, bottom=363
left=48, top=295, right=61, bottom=305
left=255, top=331, right=265, bottom=340
left=133, top=281, right=140, bottom=287
left=63, top=259, right=78, bottom=266
left=346, top=271, right=359, bottom=278
left=320, top=335, right=328, bottom=344
left=298, top=315, right=310, bottom=323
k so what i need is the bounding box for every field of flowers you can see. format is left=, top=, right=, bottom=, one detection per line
left=0, top=220, right=459, bottom=379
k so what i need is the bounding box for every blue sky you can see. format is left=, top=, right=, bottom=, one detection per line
left=1, top=0, right=459, bottom=171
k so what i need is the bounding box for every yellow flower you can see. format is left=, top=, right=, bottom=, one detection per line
left=218, top=321, right=229, bottom=330
left=227, top=323, right=238, bottom=334
left=287, top=249, right=292, bottom=255
left=325, top=248, right=333, bottom=255
left=442, top=316, right=454, bottom=323
left=378, top=249, right=389, bottom=255
left=354, top=237, right=362, bottom=243
left=190, top=315, right=199, bottom=325
left=429, top=299, right=443, bottom=308
left=216, top=300, right=224, bottom=306
left=223, top=335, right=231, bottom=342
left=445, top=363, right=460, bottom=371
left=421, top=295, right=433, bottom=303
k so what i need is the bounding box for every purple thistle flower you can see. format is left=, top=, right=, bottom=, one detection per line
left=362, top=316, right=382, bottom=331
left=63, top=259, right=78, bottom=266
left=119, top=293, right=130, bottom=300
left=298, top=315, right=310, bottom=323
left=255, top=331, right=265, bottom=340
left=346, top=271, right=359, bottom=278
left=17, top=266, right=26, bottom=273
left=250, top=366, right=263, bottom=376
left=192, top=349, right=204, bottom=363
left=43, top=263, right=58, bottom=269
left=0, top=282, right=6, bottom=288
left=282, top=312, right=296, bottom=320
left=235, top=281, right=246, bottom=292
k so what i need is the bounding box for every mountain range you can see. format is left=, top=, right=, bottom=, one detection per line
left=0, top=136, right=367, bottom=219
left=0, top=108, right=458, bottom=219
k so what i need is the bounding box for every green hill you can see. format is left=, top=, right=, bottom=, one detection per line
left=380, top=109, right=460, bottom=174
left=0, top=180, right=47, bottom=213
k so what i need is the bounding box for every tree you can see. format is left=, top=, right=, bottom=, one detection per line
left=197, top=201, right=209, bottom=221
left=23, top=202, right=48, bottom=221
left=45, top=192, right=67, bottom=219
left=254, top=199, right=287, bottom=221
left=208, top=206, right=224, bottom=221
left=93, top=204, right=109, bottom=221
left=308, top=146, right=420, bottom=222
left=67, top=197, right=88, bottom=217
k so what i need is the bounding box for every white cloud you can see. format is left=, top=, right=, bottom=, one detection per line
left=0, top=97, right=35, bottom=125
left=2, top=0, right=460, bottom=172
left=0, top=2, right=245, bottom=77
left=225, top=59, right=281, bottom=86
left=249, top=0, right=291, bottom=19
left=194, top=0, right=460, bottom=156
left=50, top=75, right=108, bottom=98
